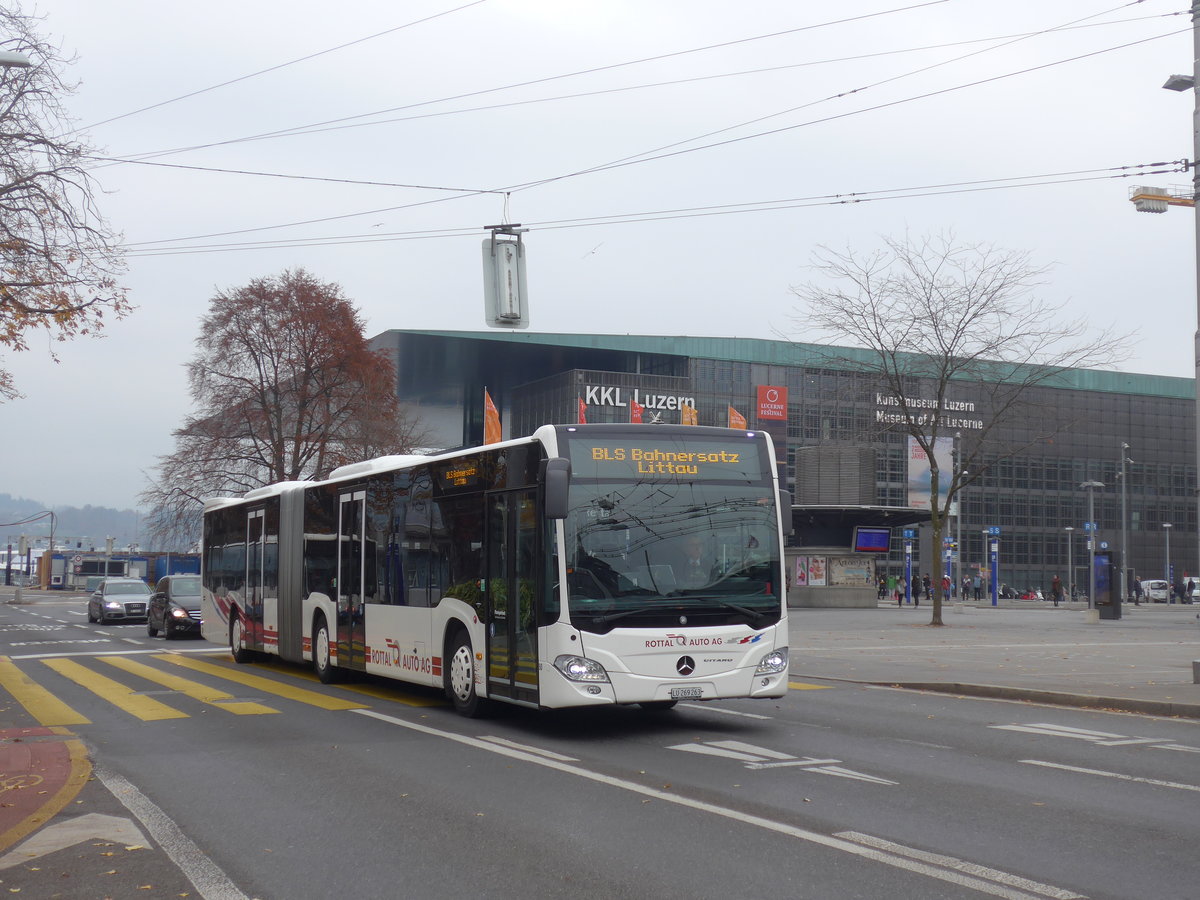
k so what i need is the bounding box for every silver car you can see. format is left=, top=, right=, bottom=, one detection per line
left=88, top=577, right=151, bottom=624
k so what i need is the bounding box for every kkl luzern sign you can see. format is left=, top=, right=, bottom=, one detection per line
left=584, top=386, right=695, bottom=411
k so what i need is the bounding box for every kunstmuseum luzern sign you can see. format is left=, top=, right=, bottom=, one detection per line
left=568, top=437, right=765, bottom=481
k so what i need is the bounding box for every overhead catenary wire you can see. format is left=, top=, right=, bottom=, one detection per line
left=100, top=0, right=955, bottom=165
left=90, top=11, right=1180, bottom=162
left=75, top=0, right=495, bottom=134
left=118, top=22, right=1187, bottom=250
left=122, top=160, right=1188, bottom=257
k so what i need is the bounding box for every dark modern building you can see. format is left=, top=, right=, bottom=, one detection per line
left=372, top=329, right=1197, bottom=598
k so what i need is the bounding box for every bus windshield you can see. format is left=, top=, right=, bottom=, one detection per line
left=563, top=478, right=782, bottom=634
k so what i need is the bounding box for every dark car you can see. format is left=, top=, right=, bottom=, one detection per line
left=88, top=578, right=151, bottom=625
left=147, top=574, right=203, bottom=639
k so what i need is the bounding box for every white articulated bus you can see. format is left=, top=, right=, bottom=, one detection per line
left=201, top=423, right=790, bottom=716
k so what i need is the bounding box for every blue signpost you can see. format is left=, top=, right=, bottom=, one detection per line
left=903, top=529, right=915, bottom=604
left=986, top=526, right=1001, bottom=606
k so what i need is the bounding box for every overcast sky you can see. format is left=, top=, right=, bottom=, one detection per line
left=2, top=0, right=1195, bottom=511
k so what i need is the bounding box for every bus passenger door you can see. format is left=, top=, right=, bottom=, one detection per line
left=245, top=509, right=265, bottom=650
left=337, top=491, right=366, bottom=671
left=485, top=489, right=539, bottom=705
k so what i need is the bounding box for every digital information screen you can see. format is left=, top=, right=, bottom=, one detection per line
left=567, top=437, right=765, bottom=481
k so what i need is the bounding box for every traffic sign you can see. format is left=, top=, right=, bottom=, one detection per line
left=902, top=529, right=915, bottom=539
left=986, top=526, right=1001, bottom=536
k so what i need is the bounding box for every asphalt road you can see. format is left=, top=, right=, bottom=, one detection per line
left=1, top=594, right=1197, bottom=899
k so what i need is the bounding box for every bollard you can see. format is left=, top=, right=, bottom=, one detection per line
left=13, top=586, right=21, bottom=604
left=1194, top=660, right=1200, bottom=684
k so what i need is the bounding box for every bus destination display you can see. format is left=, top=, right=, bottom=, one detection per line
left=570, top=437, right=764, bottom=481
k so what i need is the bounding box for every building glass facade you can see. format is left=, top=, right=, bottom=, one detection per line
left=372, top=330, right=1197, bottom=596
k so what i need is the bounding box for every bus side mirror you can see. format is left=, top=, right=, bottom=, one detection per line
left=779, top=490, right=793, bottom=535
left=543, top=457, right=571, bottom=519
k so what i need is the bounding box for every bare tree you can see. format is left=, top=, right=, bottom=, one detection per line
left=790, top=232, right=1129, bottom=625
left=0, top=7, right=129, bottom=400
left=141, top=268, right=429, bottom=547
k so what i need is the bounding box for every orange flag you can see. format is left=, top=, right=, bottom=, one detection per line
left=577, top=397, right=587, bottom=424
left=630, top=398, right=644, bottom=423
left=728, top=406, right=746, bottom=429
left=484, top=389, right=502, bottom=444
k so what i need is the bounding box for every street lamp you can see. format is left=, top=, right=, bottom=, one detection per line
left=1164, top=522, right=1173, bottom=596
left=1065, top=526, right=1075, bottom=600
left=1120, top=443, right=1132, bottom=601
left=1081, top=481, right=1104, bottom=610
left=1160, top=11, right=1200, bottom=594
left=0, top=51, right=32, bottom=68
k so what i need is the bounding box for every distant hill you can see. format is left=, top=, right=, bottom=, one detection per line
left=0, top=494, right=146, bottom=551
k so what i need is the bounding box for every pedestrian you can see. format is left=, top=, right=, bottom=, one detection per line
left=1133, top=579, right=1142, bottom=605
left=972, top=574, right=982, bottom=601
left=1187, top=579, right=1195, bottom=605
left=941, top=575, right=951, bottom=597
left=920, top=573, right=931, bottom=607
left=877, top=574, right=887, bottom=602
left=1051, top=574, right=1062, bottom=607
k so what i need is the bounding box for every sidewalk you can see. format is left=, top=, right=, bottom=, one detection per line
left=789, top=602, right=1200, bottom=719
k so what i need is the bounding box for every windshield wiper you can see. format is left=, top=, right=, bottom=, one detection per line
left=589, top=606, right=660, bottom=626
left=663, top=593, right=770, bottom=625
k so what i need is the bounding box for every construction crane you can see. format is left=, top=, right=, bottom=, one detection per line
left=1129, top=184, right=1196, bottom=213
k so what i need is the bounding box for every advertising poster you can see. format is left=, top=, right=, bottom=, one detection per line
left=807, top=556, right=827, bottom=586
left=907, top=435, right=954, bottom=509
left=793, top=556, right=808, bottom=587
left=830, top=556, right=874, bottom=586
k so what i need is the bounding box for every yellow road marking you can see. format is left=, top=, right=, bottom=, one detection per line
left=156, top=654, right=368, bottom=710
left=248, top=656, right=446, bottom=708
left=41, top=659, right=187, bottom=721
left=97, top=656, right=280, bottom=715
left=788, top=681, right=833, bottom=691
left=0, top=657, right=90, bottom=726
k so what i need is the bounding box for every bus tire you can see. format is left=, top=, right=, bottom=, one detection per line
left=638, top=701, right=678, bottom=711
left=313, top=617, right=339, bottom=684
left=445, top=630, right=486, bottom=718
left=230, top=612, right=252, bottom=664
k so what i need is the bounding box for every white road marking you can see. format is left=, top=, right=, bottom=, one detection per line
left=667, top=740, right=899, bottom=782
left=95, top=768, right=248, bottom=900
left=1021, top=759, right=1200, bottom=793
left=993, top=723, right=1200, bottom=754
left=477, top=735, right=578, bottom=761
left=707, top=740, right=795, bottom=759
left=355, top=708, right=1077, bottom=900
left=835, top=831, right=1086, bottom=899
left=0, top=813, right=147, bottom=870
left=681, top=702, right=771, bottom=719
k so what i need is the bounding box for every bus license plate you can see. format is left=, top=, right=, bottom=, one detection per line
left=669, top=687, right=702, bottom=700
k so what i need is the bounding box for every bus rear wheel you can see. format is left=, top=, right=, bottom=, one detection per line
left=314, top=618, right=339, bottom=684
left=445, top=631, right=486, bottom=718
left=230, top=613, right=252, bottom=664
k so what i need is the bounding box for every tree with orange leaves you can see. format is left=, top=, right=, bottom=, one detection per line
left=141, top=268, right=427, bottom=547
left=0, top=7, right=130, bottom=400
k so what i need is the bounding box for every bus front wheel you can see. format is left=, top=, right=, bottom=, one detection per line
left=314, top=618, right=339, bottom=684
left=445, top=631, right=486, bottom=718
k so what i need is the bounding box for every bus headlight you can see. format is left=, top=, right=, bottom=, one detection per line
left=554, top=655, right=610, bottom=683
left=754, top=647, right=788, bottom=675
